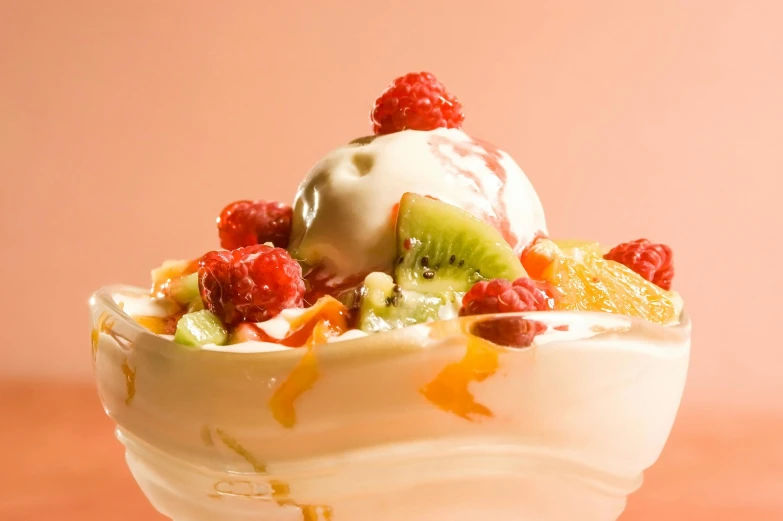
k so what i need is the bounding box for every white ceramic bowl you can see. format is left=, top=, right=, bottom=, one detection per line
left=91, top=285, right=690, bottom=521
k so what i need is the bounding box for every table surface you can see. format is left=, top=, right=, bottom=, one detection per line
left=2, top=381, right=782, bottom=521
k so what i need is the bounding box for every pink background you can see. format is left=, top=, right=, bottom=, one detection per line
left=2, top=2, right=783, bottom=519
left=2, top=0, right=782, bottom=415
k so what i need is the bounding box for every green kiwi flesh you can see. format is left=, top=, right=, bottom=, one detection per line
left=357, top=272, right=462, bottom=333
left=174, top=310, right=228, bottom=347
left=394, top=193, right=525, bottom=292
left=168, top=272, right=200, bottom=306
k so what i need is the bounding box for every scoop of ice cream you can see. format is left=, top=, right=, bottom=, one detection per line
left=289, top=128, right=547, bottom=280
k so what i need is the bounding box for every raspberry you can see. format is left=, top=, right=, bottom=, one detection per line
left=217, top=200, right=293, bottom=250
left=470, top=317, right=547, bottom=348
left=460, top=277, right=550, bottom=317
left=198, top=245, right=305, bottom=324
left=604, top=239, right=674, bottom=290
left=371, top=72, right=464, bottom=135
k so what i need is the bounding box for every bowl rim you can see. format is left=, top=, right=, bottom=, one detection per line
left=90, top=284, right=691, bottom=362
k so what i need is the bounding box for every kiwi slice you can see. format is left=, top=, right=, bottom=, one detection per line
left=187, top=297, right=205, bottom=313
left=167, top=272, right=200, bottom=305
left=394, top=193, right=525, bottom=292
left=357, top=272, right=462, bottom=333
left=173, top=310, right=228, bottom=347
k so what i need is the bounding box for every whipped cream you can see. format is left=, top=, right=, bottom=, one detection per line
left=116, top=294, right=180, bottom=318
left=289, top=128, right=547, bottom=280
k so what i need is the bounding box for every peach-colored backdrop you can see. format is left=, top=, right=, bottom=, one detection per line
left=1, top=1, right=781, bottom=414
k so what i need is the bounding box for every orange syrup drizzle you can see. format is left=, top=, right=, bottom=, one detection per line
left=300, top=504, right=334, bottom=521
left=90, top=303, right=124, bottom=364
left=92, top=303, right=137, bottom=405
left=280, top=296, right=348, bottom=347
left=213, top=298, right=347, bottom=516
left=121, top=359, right=136, bottom=405
left=91, top=312, right=112, bottom=364
left=134, top=311, right=183, bottom=335
left=132, top=315, right=169, bottom=334
left=212, top=428, right=332, bottom=518
left=268, top=297, right=349, bottom=428
left=419, top=319, right=500, bottom=420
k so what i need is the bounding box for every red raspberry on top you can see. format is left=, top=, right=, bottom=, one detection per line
left=371, top=72, right=464, bottom=135
left=460, top=277, right=550, bottom=317
left=604, top=239, right=674, bottom=290
left=198, top=244, right=305, bottom=325
left=217, top=200, right=293, bottom=250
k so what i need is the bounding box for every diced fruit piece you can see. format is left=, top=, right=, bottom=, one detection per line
left=460, top=277, right=550, bottom=316
left=199, top=245, right=305, bottom=325
left=371, top=72, right=464, bottom=135
left=166, top=272, right=200, bottom=305
left=174, top=310, right=228, bottom=347
left=217, top=200, right=293, bottom=250
left=187, top=298, right=205, bottom=313
left=395, top=193, right=526, bottom=292
left=357, top=272, right=462, bottom=333
left=229, top=322, right=264, bottom=344
left=604, top=239, right=674, bottom=290
left=151, top=258, right=198, bottom=297
left=521, top=238, right=681, bottom=325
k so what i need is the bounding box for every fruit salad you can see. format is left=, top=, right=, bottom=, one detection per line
left=130, top=72, right=682, bottom=354
left=94, top=71, right=689, bottom=521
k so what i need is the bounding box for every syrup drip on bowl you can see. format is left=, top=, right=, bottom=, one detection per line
left=419, top=319, right=502, bottom=420
left=121, top=359, right=136, bottom=405
left=267, top=297, right=350, bottom=428
left=212, top=429, right=332, bottom=519
left=91, top=312, right=114, bottom=364
left=133, top=315, right=181, bottom=335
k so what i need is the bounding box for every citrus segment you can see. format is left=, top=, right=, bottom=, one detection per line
left=522, top=239, right=680, bottom=325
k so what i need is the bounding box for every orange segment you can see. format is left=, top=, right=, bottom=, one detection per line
left=522, top=238, right=680, bottom=325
